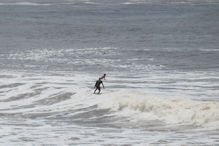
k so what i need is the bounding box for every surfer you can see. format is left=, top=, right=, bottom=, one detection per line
left=94, top=78, right=104, bottom=94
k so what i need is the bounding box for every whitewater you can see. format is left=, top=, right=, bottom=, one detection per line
left=0, top=70, right=218, bottom=145
left=0, top=0, right=219, bottom=145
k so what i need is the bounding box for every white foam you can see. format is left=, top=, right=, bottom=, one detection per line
left=98, top=90, right=219, bottom=128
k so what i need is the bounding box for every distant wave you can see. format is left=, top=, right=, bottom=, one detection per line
left=98, top=90, right=219, bottom=128
left=123, top=0, right=219, bottom=5
left=0, top=1, right=96, bottom=6
left=1, top=0, right=217, bottom=6
left=4, top=47, right=163, bottom=72
left=200, top=49, right=219, bottom=52
left=0, top=2, right=52, bottom=6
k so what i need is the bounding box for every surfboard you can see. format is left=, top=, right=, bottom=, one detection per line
left=93, top=92, right=102, bottom=95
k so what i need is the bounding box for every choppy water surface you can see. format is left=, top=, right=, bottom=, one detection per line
left=0, top=0, right=219, bottom=145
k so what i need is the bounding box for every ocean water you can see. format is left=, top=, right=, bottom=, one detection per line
left=0, top=0, right=219, bottom=145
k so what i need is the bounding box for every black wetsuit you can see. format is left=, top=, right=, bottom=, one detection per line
left=95, top=80, right=102, bottom=89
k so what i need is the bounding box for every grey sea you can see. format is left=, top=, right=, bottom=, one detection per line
left=0, top=0, right=219, bottom=145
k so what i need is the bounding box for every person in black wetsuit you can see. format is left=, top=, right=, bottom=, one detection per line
left=94, top=78, right=104, bottom=94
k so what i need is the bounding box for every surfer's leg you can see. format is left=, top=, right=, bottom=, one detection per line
left=98, top=88, right=101, bottom=94
left=94, top=88, right=97, bottom=94
left=94, top=86, right=100, bottom=94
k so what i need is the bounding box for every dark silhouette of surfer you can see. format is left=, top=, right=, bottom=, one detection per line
left=94, top=78, right=104, bottom=94
left=94, top=74, right=106, bottom=94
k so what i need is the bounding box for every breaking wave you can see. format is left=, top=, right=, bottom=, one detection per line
left=98, top=90, right=219, bottom=128
left=1, top=70, right=219, bottom=133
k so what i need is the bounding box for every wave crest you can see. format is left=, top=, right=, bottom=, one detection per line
left=98, top=90, right=219, bottom=127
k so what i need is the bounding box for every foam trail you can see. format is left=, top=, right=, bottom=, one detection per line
left=98, top=90, right=219, bottom=127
